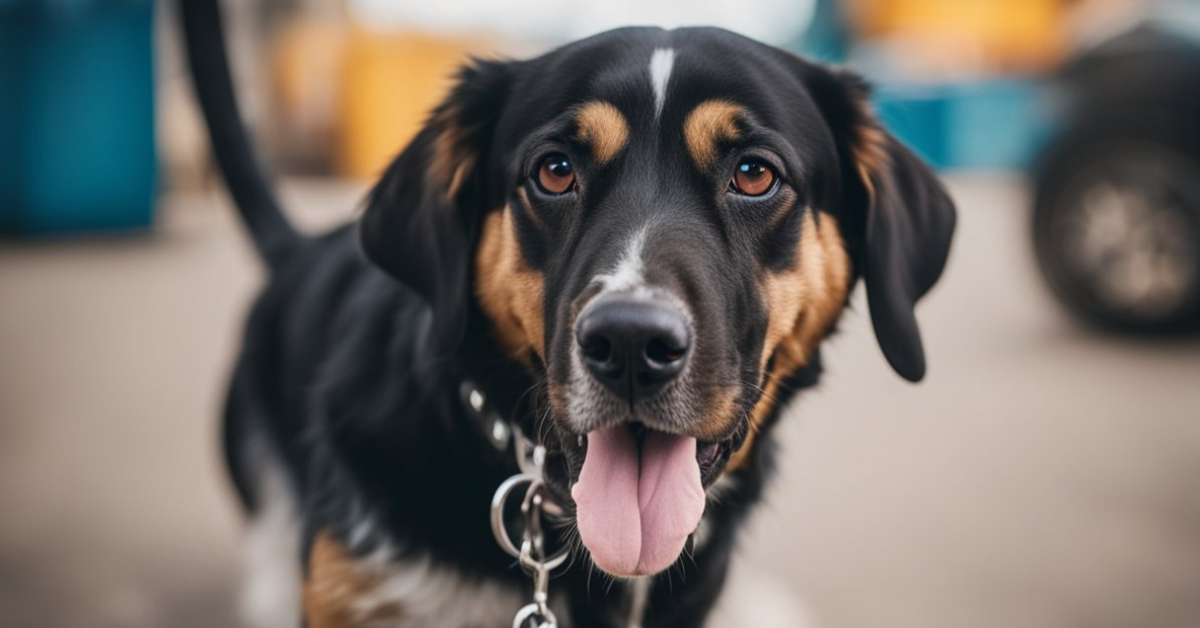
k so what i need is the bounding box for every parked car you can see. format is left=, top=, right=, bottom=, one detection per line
left=1032, top=19, right=1200, bottom=332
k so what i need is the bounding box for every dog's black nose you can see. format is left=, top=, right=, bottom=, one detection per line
left=576, top=296, right=690, bottom=404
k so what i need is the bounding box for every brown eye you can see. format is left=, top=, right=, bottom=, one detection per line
left=536, top=153, right=576, bottom=195
left=730, top=159, right=776, bottom=196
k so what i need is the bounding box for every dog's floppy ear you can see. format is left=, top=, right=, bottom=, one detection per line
left=808, top=68, right=957, bottom=382
left=359, top=59, right=513, bottom=351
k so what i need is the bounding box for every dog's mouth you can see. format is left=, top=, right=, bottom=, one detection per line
left=544, top=422, right=730, bottom=577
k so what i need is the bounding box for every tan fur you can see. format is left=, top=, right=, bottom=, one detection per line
left=575, top=101, right=630, bottom=165
left=304, top=533, right=401, bottom=628
left=683, top=100, right=744, bottom=169
left=725, top=101, right=887, bottom=470
left=548, top=381, right=569, bottom=423
left=475, top=207, right=546, bottom=361
left=698, top=384, right=744, bottom=442
left=429, top=107, right=475, bottom=200
left=727, top=211, right=850, bottom=471
left=852, top=109, right=890, bottom=208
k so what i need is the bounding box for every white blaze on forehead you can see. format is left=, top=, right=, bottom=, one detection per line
left=595, top=225, right=650, bottom=292
left=648, top=48, right=675, bottom=118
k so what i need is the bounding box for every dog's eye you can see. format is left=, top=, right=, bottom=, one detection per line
left=536, top=153, right=576, bottom=195
left=729, top=159, right=776, bottom=197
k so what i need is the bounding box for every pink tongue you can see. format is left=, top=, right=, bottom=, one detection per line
left=571, top=426, right=706, bottom=576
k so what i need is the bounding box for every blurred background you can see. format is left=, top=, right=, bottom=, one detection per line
left=2, top=0, right=1199, bottom=626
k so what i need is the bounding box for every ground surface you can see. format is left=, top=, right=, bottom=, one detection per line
left=2, top=175, right=1198, bottom=628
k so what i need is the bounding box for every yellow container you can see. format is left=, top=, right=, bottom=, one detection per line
left=850, top=0, right=1069, bottom=74
left=337, top=29, right=480, bottom=180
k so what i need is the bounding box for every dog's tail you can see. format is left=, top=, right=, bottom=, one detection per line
left=180, top=0, right=300, bottom=267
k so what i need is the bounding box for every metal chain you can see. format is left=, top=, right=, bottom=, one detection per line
left=467, top=383, right=565, bottom=627
left=491, top=437, right=567, bottom=628
left=472, top=387, right=652, bottom=628
left=513, top=480, right=558, bottom=628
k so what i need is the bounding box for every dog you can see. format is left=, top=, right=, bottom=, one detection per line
left=182, top=1, right=956, bottom=625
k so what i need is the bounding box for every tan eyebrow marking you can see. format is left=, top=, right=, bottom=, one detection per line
left=683, top=100, right=744, bottom=170
left=574, top=101, right=630, bottom=165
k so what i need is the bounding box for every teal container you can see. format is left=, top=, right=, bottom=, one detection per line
left=873, top=78, right=1051, bottom=171
left=873, top=83, right=953, bottom=168
left=0, top=0, right=156, bottom=234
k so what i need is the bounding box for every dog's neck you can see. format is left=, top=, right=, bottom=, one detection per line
left=318, top=307, right=809, bottom=627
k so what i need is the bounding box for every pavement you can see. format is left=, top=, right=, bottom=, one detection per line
left=2, top=174, right=1198, bottom=628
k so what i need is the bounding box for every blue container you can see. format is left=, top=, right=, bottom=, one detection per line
left=873, top=78, right=1051, bottom=171
left=873, top=83, right=953, bottom=169
left=0, top=0, right=156, bottom=234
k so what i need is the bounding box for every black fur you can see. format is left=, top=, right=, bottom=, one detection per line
left=182, top=2, right=955, bottom=624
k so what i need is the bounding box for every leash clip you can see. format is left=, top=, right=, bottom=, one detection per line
left=491, top=474, right=568, bottom=628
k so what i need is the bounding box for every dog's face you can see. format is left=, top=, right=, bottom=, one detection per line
left=361, top=27, right=955, bottom=578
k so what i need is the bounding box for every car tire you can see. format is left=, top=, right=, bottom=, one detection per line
left=1033, top=132, right=1200, bottom=333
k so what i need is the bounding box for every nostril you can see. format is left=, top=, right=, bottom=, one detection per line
left=645, top=338, right=686, bottom=365
left=582, top=336, right=613, bottom=365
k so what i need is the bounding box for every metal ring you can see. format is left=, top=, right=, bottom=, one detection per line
left=491, top=474, right=570, bottom=570
left=520, top=537, right=570, bottom=574
left=491, top=473, right=537, bottom=559
left=513, top=602, right=557, bottom=628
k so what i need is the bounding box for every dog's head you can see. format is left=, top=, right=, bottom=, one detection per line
left=360, top=27, right=955, bottom=578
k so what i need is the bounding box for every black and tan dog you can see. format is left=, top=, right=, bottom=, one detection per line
left=183, top=1, right=955, bottom=625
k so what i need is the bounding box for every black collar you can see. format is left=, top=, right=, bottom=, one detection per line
left=458, top=379, right=512, bottom=453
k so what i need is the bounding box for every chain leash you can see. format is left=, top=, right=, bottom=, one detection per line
left=491, top=453, right=569, bottom=628
left=469, top=382, right=653, bottom=628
